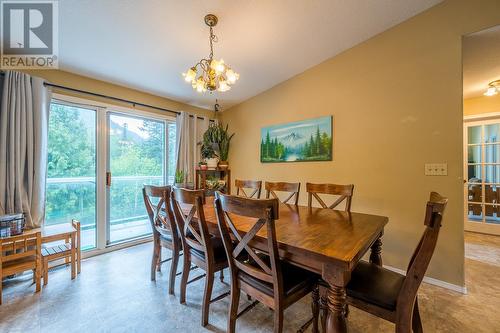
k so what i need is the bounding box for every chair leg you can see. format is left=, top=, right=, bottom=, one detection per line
left=43, top=259, right=48, bottom=286
left=168, top=247, right=179, bottom=295
left=311, top=285, right=320, bottom=333
left=219, top=269, right=224, bottom=282
left=320, top=295, right=327, bottom=333
left=412, top=298, right=423, bottom=333
left=151, top=239, right=159, bottom=281
left=157, top=247, right=162, bottom=272
left=32, top=269, right=36, bottom=284
left=179, top=253, right=191, bottom=304
left=274, top=307, right=284, bottom=333
left=227, top=284, right=240, bottom=333
left=201, top=269, right=215, bottom=327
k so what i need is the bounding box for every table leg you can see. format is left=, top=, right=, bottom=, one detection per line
left=369, top=233, right=383, bottom=266
left=323, top=264, right=349, bottom=333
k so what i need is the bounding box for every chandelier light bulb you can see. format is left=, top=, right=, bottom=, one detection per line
left=183, top=67, right=197, bottom=83
left=218, top=79, right=231, bottom=92
left=226, top=69, right=239, bottom=84
left=484, top=86, right=498, bottom=97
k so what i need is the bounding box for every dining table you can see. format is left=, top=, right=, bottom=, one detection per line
left=181, top=197, right=388, bottom=333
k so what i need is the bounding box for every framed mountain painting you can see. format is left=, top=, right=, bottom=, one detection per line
left=260, top=116, right=333, bottom=163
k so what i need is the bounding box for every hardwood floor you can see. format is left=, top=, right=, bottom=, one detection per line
left=0, top=232, right=499, bottom=332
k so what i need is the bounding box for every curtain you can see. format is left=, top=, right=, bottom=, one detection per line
left=0, top=71, right=51, bottom=228
left=175, top=112, right=209, bottom=184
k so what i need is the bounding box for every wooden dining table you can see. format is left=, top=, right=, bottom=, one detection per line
left=181, top=197, right=388, bottom=333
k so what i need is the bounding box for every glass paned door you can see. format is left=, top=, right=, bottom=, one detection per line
left=465, top=121, right=500, bottom=233
left=107, top=113, right=166, bottom=244
left=45, top=102, right=97, bottom=250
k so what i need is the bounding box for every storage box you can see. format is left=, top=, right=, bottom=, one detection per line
left=0, top=213, right=25, bottom=238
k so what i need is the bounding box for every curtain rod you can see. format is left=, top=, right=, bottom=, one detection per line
left=0, top=71, right=213, bottom=121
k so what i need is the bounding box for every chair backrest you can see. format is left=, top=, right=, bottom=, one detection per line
left=71, top=219, right=81, bottom=250
left=0, top=232, right=41, bottom=266
left=170, top=187, right=214, bottom=262
left=398, top=192, right=448, bottom=313
left=265, top=181, right=300, bottom=205
left=214, top=194, right=282, bottom=296
left=142, top=185, right=177, bottom=241
left=306, top=183, right=354, bottom=211
left=235, top=179, right=262, bottom=199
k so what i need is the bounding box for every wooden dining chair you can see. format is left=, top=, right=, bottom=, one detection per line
left=42, top=219, right=81, bottom=285
left=332, top=192, right=447, bottom=333
left=265, top=181, right=301, bottom=205
left=306, top=183, right=354, bottom=211
left=214, top=193, right=318, bottom=333
left=170, top=187, right=229, bottom=327
left=235, top=179, right=262, bottom=198
left=142, top=185, right=181, bottom=295
left=0, top=232, right=42, bottom=305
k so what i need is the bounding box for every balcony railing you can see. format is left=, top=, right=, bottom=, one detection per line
left=45, top=175, right=173, bottom=249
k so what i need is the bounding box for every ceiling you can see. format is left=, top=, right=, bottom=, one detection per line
left=463, top=25, right=500, bottom=99
left=59, top=0, right=442, bottom=109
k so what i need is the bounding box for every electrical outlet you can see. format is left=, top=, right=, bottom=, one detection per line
left=425, top=163, right=447, bottom=176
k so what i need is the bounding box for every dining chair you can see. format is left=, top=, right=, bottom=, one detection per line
left=142, top=185, right=181, bottom=295
left=321, top=192, right=447, bottom=332
left=265, top=181, right=301, bottom=205
left=0, top=231, right=42, bottom=305
left=42, top=219, right=80, bottom=285
left=306, top=183, right=354, bottom=211
left=235, top=179, right=262, bottom=198
left=214, top=193, right=318, bottom=333
left=170, top=187, right=229, bottom=327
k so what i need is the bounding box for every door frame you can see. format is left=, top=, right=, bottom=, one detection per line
left=464, top=112, right=500, bottom=235
left=52, top=93, right=176, bottom=256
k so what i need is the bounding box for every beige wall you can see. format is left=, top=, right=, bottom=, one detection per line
left=464, top=94, right=500, bottom=116
left=24, top=69, right=213, bottom=118
left=221, top=0, right=500, bottom=286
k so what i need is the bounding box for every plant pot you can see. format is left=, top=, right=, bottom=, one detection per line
left=205, top=158, right=219, bottom=169
left=218, top=160, right=229, bottom=169
left=199, top=164, right=208, bottom=170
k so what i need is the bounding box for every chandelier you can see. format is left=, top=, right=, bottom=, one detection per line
left=182, top=14, right=239, bottom=93
left=484, top=80, right=500, bottom=96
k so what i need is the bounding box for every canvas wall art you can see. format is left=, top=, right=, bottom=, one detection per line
left=260, top=116, right=333, bottom=163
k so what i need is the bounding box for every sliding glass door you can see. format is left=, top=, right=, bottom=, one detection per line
left=107, top=113, right=167, bottom=244
left=45, top=96, right=177, bottom=252
left=45, top=102, right=97, bottom=250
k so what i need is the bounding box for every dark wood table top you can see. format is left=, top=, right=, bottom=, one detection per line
left=182, top=197, right=388, bottom=273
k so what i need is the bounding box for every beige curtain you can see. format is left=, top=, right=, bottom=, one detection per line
left=175, top=112, right=209, bottom=184
left=0, top=71, right=51, bottom=228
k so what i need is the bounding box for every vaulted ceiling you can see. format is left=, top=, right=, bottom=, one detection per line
left=59, top=0, right=442, bottom=109
left=463, top=25, right=500, bottom=99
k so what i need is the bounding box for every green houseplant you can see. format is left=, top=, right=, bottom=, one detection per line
left=174, top=170, right=185, bottom=186
left=202, top=122, right=234, bottom=169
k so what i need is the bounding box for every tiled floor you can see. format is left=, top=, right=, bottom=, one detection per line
left=1, top=232, right=499, bottom=332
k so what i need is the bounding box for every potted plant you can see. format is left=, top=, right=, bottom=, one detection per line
left=218, top=124, right=235, bottom=169
left=198, top=161, right=208, bottom=170
left=174, top=170, right=185, bottom=187
left=200, top=142, right=218, bottom=169
left=201, top=122, right=234, bottom=169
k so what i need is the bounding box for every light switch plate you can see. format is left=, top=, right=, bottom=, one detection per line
left=425, top=163, right=447, bottom=176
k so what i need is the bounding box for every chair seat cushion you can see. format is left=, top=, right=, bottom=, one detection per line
left=238, top=257, right=315, bottom=298
left=189, top=236, right=228, bottom=264
left=346, top=261, right=405, bottom=311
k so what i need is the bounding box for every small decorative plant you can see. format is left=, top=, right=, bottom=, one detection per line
left=175, top=170, right=185, bottom=184
left=198, top=161, right=208, bottom=170
left=205, top=175, right=226, bottom=191
left=201, top=122, right=234, bottom=167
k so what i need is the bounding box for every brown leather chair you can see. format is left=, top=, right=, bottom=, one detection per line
left=338, top=192, right=447, bottom=333
left=170, top=187, right=229, bottom=327
left=142, top=185, right=181, bottom=295
left=214, top=193, right=318, bottom=333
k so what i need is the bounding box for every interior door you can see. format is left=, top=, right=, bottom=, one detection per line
left=106, top=112, right=167, bottom=244
left=465, top=119, right=500, bottom=235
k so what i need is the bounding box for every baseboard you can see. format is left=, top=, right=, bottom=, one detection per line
left=383, top=265, right=467, bottom=295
